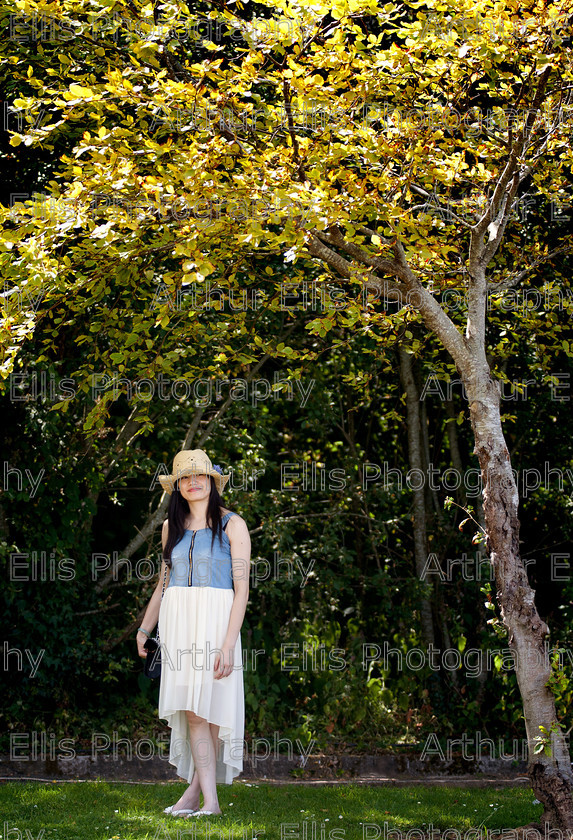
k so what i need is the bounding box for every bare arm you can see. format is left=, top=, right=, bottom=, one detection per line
left=214, top=514, right=251, bottom=678
left=136, top=519, right=170, bottom=658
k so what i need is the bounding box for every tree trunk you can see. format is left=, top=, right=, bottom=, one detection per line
left=417, top=373, right=443, bottom=522
left=466, top=368, right=573, bottom=833
left=399, top=347, right=435, bottom=647
left=445, top=398, right=468, bottom=509
left=304, top=130, right=573, bottom=821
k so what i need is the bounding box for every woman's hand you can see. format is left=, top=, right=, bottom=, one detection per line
left=213, top=645, right=234, bottom=679
left=136, top=633, right=148, bottom=659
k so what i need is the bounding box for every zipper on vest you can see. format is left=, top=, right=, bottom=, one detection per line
left=188, top=530, right=196, bottom=586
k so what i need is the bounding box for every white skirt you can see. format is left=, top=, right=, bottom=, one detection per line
left=157, top=586, right=244, bottom=784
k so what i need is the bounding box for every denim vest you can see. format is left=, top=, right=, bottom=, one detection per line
left=167, top=512, right=235, bottom=590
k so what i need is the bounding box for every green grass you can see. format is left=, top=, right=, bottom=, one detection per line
left=0, top=781, right=544, bottom=839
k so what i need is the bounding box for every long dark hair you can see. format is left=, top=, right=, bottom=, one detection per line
left=163, top=477, right=225, bottom=567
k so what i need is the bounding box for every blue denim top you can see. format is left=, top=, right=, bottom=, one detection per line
left=167, top=512, right=236, bottom=590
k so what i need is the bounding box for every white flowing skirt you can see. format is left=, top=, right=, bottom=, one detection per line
left=157, top=586, right=244, bottom=784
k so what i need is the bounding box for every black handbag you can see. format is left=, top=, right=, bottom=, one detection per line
left=143, top=636, right=162, bottom=679
left=143, top=565, right=168, bottom=679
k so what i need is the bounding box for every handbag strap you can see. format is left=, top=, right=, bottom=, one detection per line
left=154, top=562, right=169, bottom=643
left=160, top=562, right=168, bottom=598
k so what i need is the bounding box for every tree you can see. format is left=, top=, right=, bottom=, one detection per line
left=2, top=0, right=573, bottom=827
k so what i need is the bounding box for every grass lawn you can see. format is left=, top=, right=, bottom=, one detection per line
left=0, top=781, right=544, bottom=840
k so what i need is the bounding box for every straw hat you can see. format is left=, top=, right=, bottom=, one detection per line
left=158, top=449, right=229, bottom=495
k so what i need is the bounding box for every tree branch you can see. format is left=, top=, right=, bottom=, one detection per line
left=488, top=246, right=573, bottom=291
left=409, top=184, right=473, bottom=228
left=481, top=170, right=521, bottom=264
left=94, top=353, right=274, bottom=592
left=315, top=226, right=403, bottom=278
left=282, top=79, right=307, bottom=182
left=392, top=239, right=472, bottom=378
left=304, top=230, right=407, bottom=302
left=94, top=405, right=206, bottom=593
left=471, top=66, right=553, bottom=267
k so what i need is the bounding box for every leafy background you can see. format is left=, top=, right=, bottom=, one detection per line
left=1, top=0, right=572, bottom=758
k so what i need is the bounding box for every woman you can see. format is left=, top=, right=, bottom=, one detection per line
left=136, top=449, right=251, bottom=817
